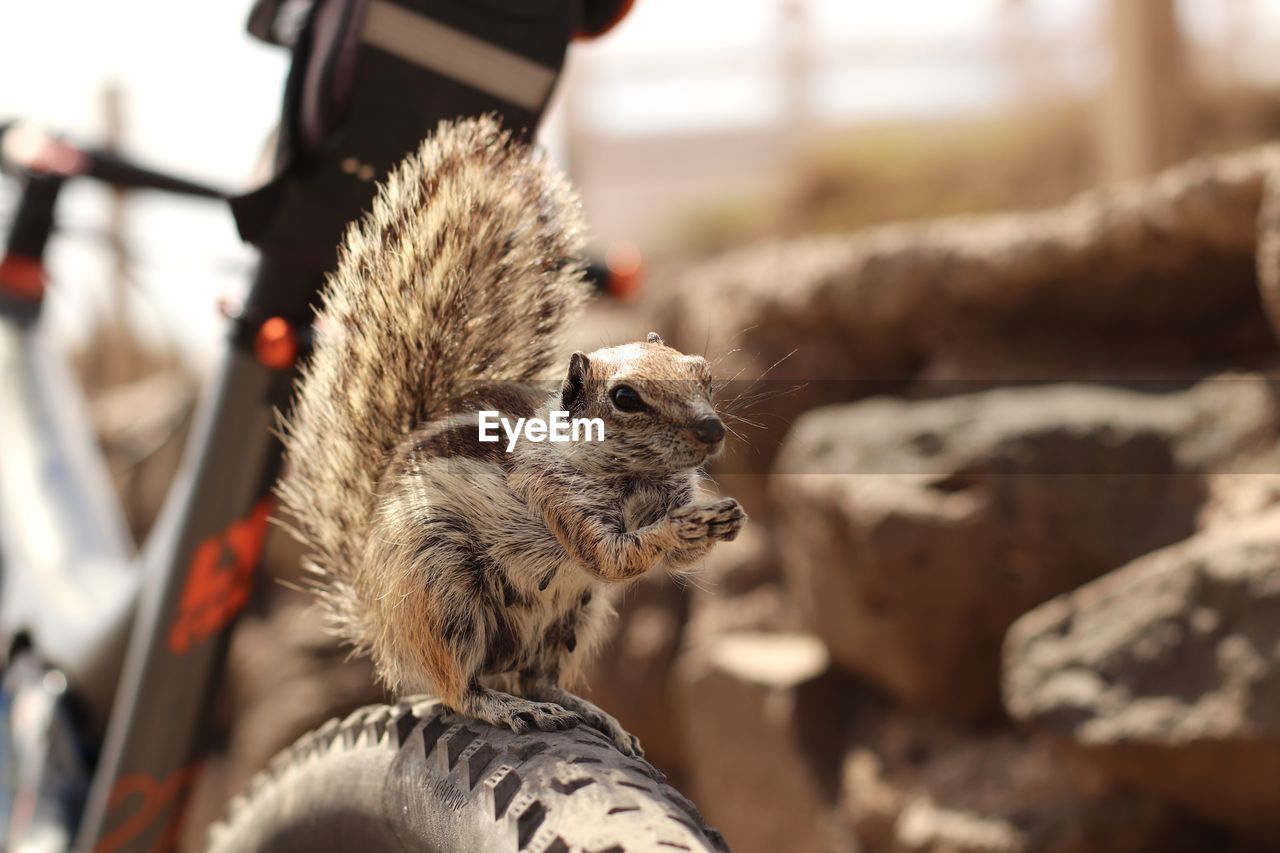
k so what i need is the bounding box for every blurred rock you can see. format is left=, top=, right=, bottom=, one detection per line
left=684, top=523, right=798, bottom=643
left=841, top=713, right=1217, bottom=853
left=678, top=632, right=858, bottom=853
left=687, top=583, right=794, bottom=645
left=694, top=521, right=780, bottom=597
left=1257, top=167, right=1280, bottom=338
left=582, top=571, right=691, bottom=778
left=661, top=146, right=1280, bottom=488
left=1201, top=446, right=1280, bottom=530
left=584, top=518, right=788, bottom=779
left=773, top=377, right=1278, bottom=720
left=1004, top=510, right=1280, bottom=843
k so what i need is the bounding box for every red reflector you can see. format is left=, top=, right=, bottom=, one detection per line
left=0, top=254, right=45, bottom=300
left=31, top=140, right=89, bottom=177
left=605, top=241, right=644, bottom=300
left=254, top=316, right=298, bottom=369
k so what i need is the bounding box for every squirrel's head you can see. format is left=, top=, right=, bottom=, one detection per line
left=559, top=332, right=725, bottom=475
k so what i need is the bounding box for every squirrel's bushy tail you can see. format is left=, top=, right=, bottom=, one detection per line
left=278, top=116, right=588, bottom=652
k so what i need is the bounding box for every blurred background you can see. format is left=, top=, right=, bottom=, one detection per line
left=4, top=1, right=1280, bottom=851
left=7, top=0, right=1280, bottom=361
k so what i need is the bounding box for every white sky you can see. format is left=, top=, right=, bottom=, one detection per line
left=0, top=1, right=286, bottom=359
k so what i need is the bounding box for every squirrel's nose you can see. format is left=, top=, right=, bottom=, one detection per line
left=693, top=416, right=725, bottom=445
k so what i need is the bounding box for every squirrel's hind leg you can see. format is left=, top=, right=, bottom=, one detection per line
left=453, top=684, right=582, bottom=735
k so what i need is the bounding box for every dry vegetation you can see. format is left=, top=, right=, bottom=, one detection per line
left=679, top=85, right=1280, bottom=255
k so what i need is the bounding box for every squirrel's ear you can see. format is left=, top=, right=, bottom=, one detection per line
left=646, top=332, right=664, bottom=345
left=561, top=351, right=590, bottom=411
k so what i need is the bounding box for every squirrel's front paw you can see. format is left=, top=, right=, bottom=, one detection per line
left=668, top=498, right=746, bottom=544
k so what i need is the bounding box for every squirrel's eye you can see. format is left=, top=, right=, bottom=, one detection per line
left=609, top=384, right=646, bottom=413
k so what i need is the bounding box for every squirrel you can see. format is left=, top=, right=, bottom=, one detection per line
left=278, top=116, right=745, bottom=757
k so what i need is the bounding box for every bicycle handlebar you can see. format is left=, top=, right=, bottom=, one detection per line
left=0, top=120, right=229, bottom=316
left=0, top=120, right=226, bottom=199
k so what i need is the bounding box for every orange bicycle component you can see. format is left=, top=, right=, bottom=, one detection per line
left=605, top=240, right=644, bottom=300
left=94, top=762, right=204, bottom=853
left=167, top=499, right=273, bottom=655
left=0, top=253, right=45, bottom=300
left=254, top=316, right=299, bottom=369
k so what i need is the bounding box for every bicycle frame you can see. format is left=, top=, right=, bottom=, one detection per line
left=0, top=136, right=324, bottom=850
left=74, top=271, right=313, bottom=852
left=0, top=305, right=137, bottom=728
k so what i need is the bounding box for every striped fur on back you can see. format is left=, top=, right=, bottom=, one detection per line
left=277, top=116, right=588, bottom=655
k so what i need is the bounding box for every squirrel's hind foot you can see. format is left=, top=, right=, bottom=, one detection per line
left=570, top=702, right=643, bottom=758
left=525, top=685, right=644, bottom=758
left=458, top=685, right=582, bottom=734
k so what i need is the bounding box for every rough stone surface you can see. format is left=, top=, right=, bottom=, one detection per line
left=840, top=714, right=1221, bottom=853
left=677, top=632, right=858, bottom=853
left=584, top=525, right=790, bottom=780
left=693, top=522, right=780, bottom=597
left=1004, top=511, right=1280, bottom=843
left=660, top=147, right=1280, bottom=486
left=684, top=524, right=798, bottom=644
left=581, top=571, right=692, bottom=779
left=1201, top=447, right=1280, bottom=530
left=773, top=377, right=1278, bottom=719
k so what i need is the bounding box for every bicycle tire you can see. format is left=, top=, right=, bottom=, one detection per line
left=207, top=697, right=729, bottom=852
